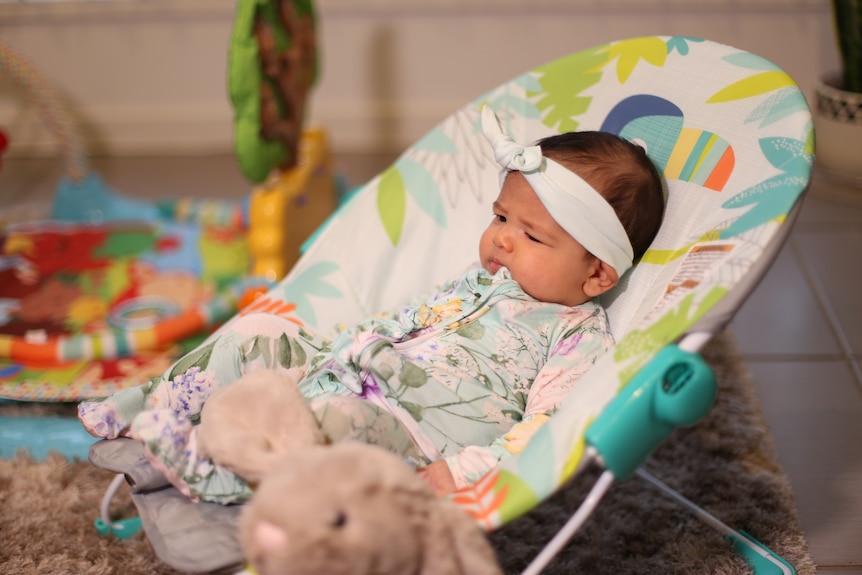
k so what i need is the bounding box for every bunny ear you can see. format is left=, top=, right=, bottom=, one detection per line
left=254, top=520, right=288, bottom=555
left=420, top=500, right=504, bottom=575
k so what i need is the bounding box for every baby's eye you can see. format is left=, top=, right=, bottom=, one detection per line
left=495, top=214, right=507, bottom=223
left=526, top=233, right=541, bottom=243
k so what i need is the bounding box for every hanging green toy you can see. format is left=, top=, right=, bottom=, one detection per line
left=228, top=0, right=319, bottom=183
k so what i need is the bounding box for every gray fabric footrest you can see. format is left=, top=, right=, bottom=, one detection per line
left=89, top=439, right=245, bottom=574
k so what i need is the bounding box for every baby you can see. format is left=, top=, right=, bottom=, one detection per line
left=79, top=107, right=664, bottom=502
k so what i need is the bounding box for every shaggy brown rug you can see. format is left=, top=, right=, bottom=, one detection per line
left=0, top=331, right=815, bottom=575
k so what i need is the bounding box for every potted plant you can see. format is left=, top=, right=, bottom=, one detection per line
left=815, top=0, right=862, bottom=182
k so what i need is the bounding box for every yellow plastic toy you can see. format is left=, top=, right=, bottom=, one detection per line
left=248, top=127, right=336, bottom=282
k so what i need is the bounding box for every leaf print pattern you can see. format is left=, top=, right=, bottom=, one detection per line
left=720, top=136, right=813, bottom=238
left=665, top=36, right=705, bottom=56
left=279, top=261, right=343, bottom=327
left=605, top=36, right=669, bottom=84
left=530, top=44, right=610, bottom=133
left=377, top=165, right=407, bottom=246
left=614, top=287, right=727, bottom=384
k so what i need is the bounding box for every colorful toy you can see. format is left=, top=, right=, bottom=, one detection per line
left=0, top=29, right=336, bottom=402
left=229, top=0, right=318, bottom=184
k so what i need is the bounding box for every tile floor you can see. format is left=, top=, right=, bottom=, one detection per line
left=730, top=171, right=862, bottom=573
left=2, top=153, right=860, bottom=571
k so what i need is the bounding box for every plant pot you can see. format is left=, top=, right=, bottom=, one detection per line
left=814, top=73, right=862, bottom=182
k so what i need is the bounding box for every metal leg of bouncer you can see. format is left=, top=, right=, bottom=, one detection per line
left=521, top=333, right=796, bottom=575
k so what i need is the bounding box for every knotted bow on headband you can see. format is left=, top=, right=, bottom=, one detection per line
left=480, top=106, right=634, bottom=276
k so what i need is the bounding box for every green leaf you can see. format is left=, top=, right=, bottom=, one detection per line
left=666, top=36, right=704, bottom=56
left=373, top=363, right=395, bottom=382
left=400, top=401, right=424, bottom=422
left=456, top=321, right=486, bottom=340
left=289, top=337, right=307, bottom=369
left=276, top=333, right=308, bottom=369
left=276, top=333, right=293, bottom=367
left=399, top=361, right=428, bottom=388
left=720, top=136, right=812, bottom=238
left=746, top=87, right=811, bottom=128
left=615, top=287, right=728, bottom=383
left=722, top=52, right=781, bottom=72
left=377, top=165, right=407, bottom=246
left=707, top=71, right=795, bottom=103
left=280, top=261, right=344, bottom=327
left=607, top=37, right=668, bottom=84
left=396, top=156, right=447, bottom=228
left=169, top=341, right=215, bottom=379
left=245, top=336, right=262, bottom=363
left=530, top=44, right=611, bottom=133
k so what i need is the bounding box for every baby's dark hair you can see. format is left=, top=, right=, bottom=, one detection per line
left=537, top=131, right=665, bottom=262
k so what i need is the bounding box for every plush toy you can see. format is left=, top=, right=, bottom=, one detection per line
left=240, top=441, right=504, bottom=575
left=197, top=368, right=326, bottom=484
left=197, top=369, right=502, bottom=574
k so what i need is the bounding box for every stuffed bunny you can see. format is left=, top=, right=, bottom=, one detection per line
left=197, top=368, right=326, bottom=484
left=240, top=442, right=504, bottom=575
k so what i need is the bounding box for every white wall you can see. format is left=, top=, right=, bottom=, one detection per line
left=0, top=0, right=840, bottom=157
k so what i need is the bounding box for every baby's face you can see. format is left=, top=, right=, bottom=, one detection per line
left=479, top=172, right=599, bottom=307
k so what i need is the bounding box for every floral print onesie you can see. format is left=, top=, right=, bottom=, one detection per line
left=79, top=265, right=613, bottom=502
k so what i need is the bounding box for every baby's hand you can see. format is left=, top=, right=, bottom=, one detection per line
left=417, top=459, right=457, bottom=497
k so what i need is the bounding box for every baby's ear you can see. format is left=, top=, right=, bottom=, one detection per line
left=583, top=259, right=619, bottom=298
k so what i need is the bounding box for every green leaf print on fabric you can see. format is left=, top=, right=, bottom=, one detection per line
left=400, top=401, right=424, bottom=422
left=722, top=51, right=782, bottom=72
left=720, top=136, right=813, bottom=239
left=168, top=340, right=216, bottom=380
left=530, top=43, right=611, bottom=133
left=605, top=36, right=669, bottom=84
left=399, top=360, right=428, bottom=388
left=707, top=52, right=810, bottom=130
left=492, top=469, right=542, bottom=525
left=665, top=36, right=704, bottom=56
left=531, top=36, right=676, bottom=134
left=456, top=320, right=486, bottom=341
left=395, top=156, right=447, bottom=228
left=280, top=261, right=344, bottom=327
left=244, top=335, right=272, bottom=367
left=707, top=70, right=795, bottom=104
left=614, top=286, right=727, bottom=384
left=377, top=164, right=407, bottom=246
left=276, top=332, right=308, bottom=369
left=639, top=229, right=721, bottom=266
left=415, top=128, right=459, bottom=154
left=744, top=87, right=812, bottom=128
left=372, top=362, right=396, bottom=382
left=475, top=73, right=543, bottom=127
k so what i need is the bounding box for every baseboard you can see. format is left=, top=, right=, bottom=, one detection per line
left=0, top=98, right=466, bottom=157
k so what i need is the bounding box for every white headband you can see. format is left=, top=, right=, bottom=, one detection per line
left=480, top=106, right=634, bottom=276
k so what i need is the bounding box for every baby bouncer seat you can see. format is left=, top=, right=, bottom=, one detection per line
left=88, top=36, right=813, bottom=573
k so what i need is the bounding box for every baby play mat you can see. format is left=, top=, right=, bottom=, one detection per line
left=0, top=207, right=258, bottom=403
left=0, top=38, right=267, bottom=403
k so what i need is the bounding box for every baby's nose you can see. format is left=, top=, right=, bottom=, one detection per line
left=494, top=227, right=514, bottom=250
